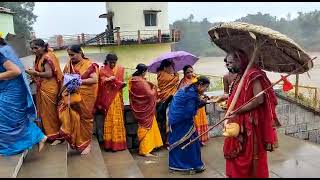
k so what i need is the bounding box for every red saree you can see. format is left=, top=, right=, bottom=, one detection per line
left=129, top=76, right=157, bottom=129
left=224, top=67, right=280, bottom=178
left=94, top=65, right=125, bottom=114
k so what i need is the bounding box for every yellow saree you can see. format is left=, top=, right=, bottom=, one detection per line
left=101, top=65, right=127, bottom=151
left=129, top=76, right=163, bottom=155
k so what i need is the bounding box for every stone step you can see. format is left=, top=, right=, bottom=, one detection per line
left=17, top=143, right=68, bottom=178
left=67, top=137, right=109, bottom=178
left=0, top=150, right=27, bottom=178
left=101, top=149, right=144, bottom=178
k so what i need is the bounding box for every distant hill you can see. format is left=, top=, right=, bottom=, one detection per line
left=171, top=10, right=320, bottom=57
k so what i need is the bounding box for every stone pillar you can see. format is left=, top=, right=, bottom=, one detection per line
left=77, top=35, right=81, bottom=44
left=97, top=37, right=101, bottom=45
left=81, top=33, right=85, bottom=44
left=172, top=29, right=176, bottom=42
left=138, top=30, right=141, bottom=44
left=116, top=31, right=120, bottom=46
left=56, top=35, right=64, bottom=48
left=158, top=29, right=162, bottom=43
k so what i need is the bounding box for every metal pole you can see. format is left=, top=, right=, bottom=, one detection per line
left=295, top=74, right=299, bottom=98
left=314, top=88, right=317, bottom=108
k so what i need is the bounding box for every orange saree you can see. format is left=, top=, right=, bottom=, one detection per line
left=156, top=70, right=179, bottom=145
left=129, top=76, right=163, bottom=155
left=58, top=59, right=98, bottom=152
left=157, top=70, right=179, bottom=103
left=178, top=76, right=209, bottom=145
left=95, top=65, right=127, bottom=151
left=34, top=49, right=63, bottom=142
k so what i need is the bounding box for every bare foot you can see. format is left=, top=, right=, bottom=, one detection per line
left=81, top=144, right=91, bottom=155
left=50, top=140, right=62, bottom=146
left=38, top=136, right=47, bottom=152
left=142, top=153, right=157, bottom=157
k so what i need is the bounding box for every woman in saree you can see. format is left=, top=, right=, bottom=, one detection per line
left=94, top=53, right=127, bottom=151
left=25, top=39, right=63, bottom=145
left=129, top=64, right=163, bottom=156
left=0, top=47, right=46, bottom=155
left=178, top=65, right=209, bottom=146
left=58, top=45, right=99, bottom=155
left=156, top=59, right=179, bottom=145
left=168, top=76, right=210, bottom=173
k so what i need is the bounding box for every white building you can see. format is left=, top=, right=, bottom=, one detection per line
left=99, top=2, right=170, bottom=41
left=0, top=7, right=15, bottom=37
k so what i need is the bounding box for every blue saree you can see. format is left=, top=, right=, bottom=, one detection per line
left=168, top=85, right=205, bottom=172
left=0, top=45, right=45, bottom=156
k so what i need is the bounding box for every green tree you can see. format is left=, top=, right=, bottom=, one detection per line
left=172, top=10, right=320, bottom=57
left=0, top=2, right=37, bottom=39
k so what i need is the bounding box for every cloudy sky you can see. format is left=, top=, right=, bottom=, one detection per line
left=32, top=2, right=320, bottom=38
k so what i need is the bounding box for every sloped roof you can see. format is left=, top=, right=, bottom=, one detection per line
left=0, top=7, right=15, bottom=15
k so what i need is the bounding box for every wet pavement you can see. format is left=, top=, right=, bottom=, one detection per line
left=132, top=134, right=320, bottom=178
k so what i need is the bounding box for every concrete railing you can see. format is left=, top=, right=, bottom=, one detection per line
left=40, top=29, right=181, bottom=49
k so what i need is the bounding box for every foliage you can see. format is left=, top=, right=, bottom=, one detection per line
left=172, top=10, right=320, bottom=57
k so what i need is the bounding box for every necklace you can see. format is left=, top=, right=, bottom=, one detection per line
left=228, top=74, right=241, bottom=97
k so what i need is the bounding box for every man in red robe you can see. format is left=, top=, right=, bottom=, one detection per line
left=223, top=49, right=280, bottom=178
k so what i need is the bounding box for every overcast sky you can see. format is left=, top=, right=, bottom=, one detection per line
left=32, top=2, right=320, bottom=38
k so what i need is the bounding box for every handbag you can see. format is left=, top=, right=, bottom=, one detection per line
left=64, top=92, right=82, bottom=105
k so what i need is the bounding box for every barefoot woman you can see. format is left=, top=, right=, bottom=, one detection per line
left=59, top=45, right=98, bottom=155
left=129, top=64, right=163, bottom=156
left=0, top=44, right=46, bottom=155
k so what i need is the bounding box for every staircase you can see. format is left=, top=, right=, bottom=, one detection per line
left=1, top=136, right=143, bottom=178
left=4, top=133, right=320, bottom=177
left=84, top=31, right=115, bottom=46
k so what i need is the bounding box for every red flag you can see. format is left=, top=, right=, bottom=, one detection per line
left=281, top=75, right=293, bottom=92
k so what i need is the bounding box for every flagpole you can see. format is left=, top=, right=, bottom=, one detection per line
left=295, top=74, right=299, bottom=98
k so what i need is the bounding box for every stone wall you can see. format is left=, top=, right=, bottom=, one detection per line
left=123, top=105, right=139, bottom=149
left=276, top=94, right=320, bottom=143
left=205, top=102, right=225, bottom=137
left=205, top=93, right=320, bottom=145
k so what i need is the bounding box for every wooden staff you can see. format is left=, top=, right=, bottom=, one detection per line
left=180, top=56, right=317, bottom=150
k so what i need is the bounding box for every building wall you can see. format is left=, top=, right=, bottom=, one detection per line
left=0, top=13, right=14, bottom=36
left=53, top=43, right=172, bottom=69
left=106, top=2, right=169, bottom=33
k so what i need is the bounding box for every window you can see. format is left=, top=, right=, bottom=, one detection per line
left=144, top=13, right=157, bottom=26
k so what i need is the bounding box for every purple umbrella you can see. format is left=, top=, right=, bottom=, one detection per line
left=147, top=51, right=199, bottom=73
